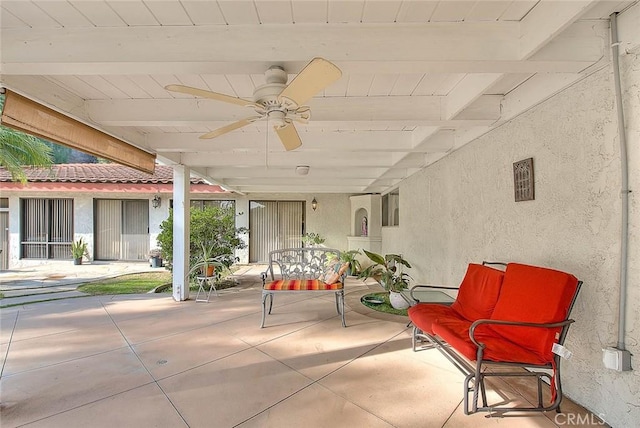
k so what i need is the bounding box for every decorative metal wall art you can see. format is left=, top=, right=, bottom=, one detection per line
left=513, top=158, right=535, bottom=202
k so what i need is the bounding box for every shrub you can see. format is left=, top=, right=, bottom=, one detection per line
left=156, top=206, right=247, bottom=271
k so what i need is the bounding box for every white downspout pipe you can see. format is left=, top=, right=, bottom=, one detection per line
left=610, top=13, right=631, bottom=353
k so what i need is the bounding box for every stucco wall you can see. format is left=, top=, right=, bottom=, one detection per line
left=388, top=51, right=639, bottom=425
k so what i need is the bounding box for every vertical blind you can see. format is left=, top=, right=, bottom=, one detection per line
left=95, top=199, right=149, bottom=261
left=21, top=198, right=73, bottom=259
left=95, top=200, right=122, bottom=260
left=249, top=201, right=304, bottom=262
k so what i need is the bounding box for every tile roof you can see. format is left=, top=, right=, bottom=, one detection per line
left=0, top=164, right=207, bottom=184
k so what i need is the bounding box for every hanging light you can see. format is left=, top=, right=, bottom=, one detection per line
left=311, top=197, right=318, bottom=211
left=152, top=194, right=161, bottom=209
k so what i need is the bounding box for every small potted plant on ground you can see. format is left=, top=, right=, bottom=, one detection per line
left=358, top=250, right=412, bottom=309
left=340, top=249, right=362, bottom=276
left=149, top=248, right=163, bottom=268
left=71, top=238, right=89, bottom=265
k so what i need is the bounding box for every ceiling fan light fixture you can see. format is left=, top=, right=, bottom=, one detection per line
left=296, top=165, right=310, bottom=175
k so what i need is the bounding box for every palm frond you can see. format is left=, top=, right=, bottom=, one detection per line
left=0, top=126, right=52, bottom=182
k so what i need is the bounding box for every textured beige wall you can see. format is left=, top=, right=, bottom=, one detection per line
left=387, top=54, right=639, bottom=425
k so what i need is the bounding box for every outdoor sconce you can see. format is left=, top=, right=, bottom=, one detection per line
left=311, top=197, right=318, bottom=211
left=152, top=194, right=161, bottom=209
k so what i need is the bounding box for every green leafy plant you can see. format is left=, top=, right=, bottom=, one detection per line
left=156, top=206, right=247, bottom=273
left=187, top=242, right=224, bottom=278
left=71, top=238, right=89, bottom=260
left=358, top=250, right=412, bottom=292
left=339, top=249, right=362, bottom=276
left=301, top=232, right=325, bottom=247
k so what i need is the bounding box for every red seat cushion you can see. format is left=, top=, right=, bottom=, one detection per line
left=264, top=279, right=343, bottom=291
left=450, top=263, right=504, bottom=321
left=408, top=304, right=461, bottom=335
left=488, top=263, right=579, bottom=362
left=432, top=317, right=549, bottom=365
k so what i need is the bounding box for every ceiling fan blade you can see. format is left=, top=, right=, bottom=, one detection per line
left=199, top=118, right=254, bottom=139
left=166, top=84, right=255, bottom=108
left=274, top=123, right=302, bottom=151
left=278, top=57, right=342, bottom=106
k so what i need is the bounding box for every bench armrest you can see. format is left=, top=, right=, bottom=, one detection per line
left=410, top=284, right=458, bottom=301
left=261, top=265, right=275, bottom=286
left=468, top=318, right=575, bottom=348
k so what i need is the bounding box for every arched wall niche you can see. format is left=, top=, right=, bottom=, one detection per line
left=355, top=208, right=368, bottom=236
left=347, top=195, right=381, bottom=254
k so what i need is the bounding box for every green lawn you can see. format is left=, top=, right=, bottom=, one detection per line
left=77, top=270, right=239, bottom=295
left=78, top=272, right=172, bottom=295
left=360, top=292, right=408, bottom=316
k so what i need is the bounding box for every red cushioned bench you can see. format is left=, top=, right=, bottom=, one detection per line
left=408, top=262, right=581, bottom=415
left=261, top=248, right=348, bottom=328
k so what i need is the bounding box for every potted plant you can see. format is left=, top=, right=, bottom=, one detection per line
left=339, top=249, right=362, bottom=276
left=188, top=242, right=223, bottom=278
left=301, top=232, right=325, bottom=247
left=71, top=238, right=89, bottom=265
left=149, top=248, right=163, bottom=268
left=358, top=250, right=412, bottom=309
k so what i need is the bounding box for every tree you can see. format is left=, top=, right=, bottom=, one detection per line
left=0, top=126, right=52, bottom=182
left=0, top=94, right=52, bottom=181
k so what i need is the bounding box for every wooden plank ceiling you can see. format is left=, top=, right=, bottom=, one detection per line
left=0, top=0, right=634, bottom=193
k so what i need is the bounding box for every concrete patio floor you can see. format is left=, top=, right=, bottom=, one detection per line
left=0, top=267, right=603, bottom=427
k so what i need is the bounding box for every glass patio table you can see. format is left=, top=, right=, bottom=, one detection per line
left=399, top=286, right=455, bottom=307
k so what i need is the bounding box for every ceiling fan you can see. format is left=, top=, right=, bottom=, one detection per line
left=165, top=57, right=342, bottom=151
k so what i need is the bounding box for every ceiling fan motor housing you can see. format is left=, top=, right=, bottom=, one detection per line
left=253, top=65, right=297, bottom=127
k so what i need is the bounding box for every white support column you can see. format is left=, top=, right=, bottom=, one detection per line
left=172, top=165, right=190, bottom=301
left=235, top=197, right=249, bottom=264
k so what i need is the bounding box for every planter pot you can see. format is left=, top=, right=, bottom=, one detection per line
left=201, top=265, right=215, bottom=277
left=73, top=258, right=82, bottom=265
left=389, top=291, right=410, bottom=310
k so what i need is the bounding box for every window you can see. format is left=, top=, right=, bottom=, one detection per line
left=21, top=198, right=73, bottom=259
left=190, top=199, right=235, bottom=210
left=170, top=199, right=235, bottom=210
left=382, top=189, right=399, bottom=226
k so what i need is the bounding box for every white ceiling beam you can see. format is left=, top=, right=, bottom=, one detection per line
left=519, top=1, right=601, bottom=59
left=238, top=185, right=368, bottom=194
left=412, top=130, right=456, bottom=153
left=85, top=96, right=500, bottom=125
left=454, top=95, right=503, bottom=121
left=86, top=97, right=444, bottom=123
left=444, top=74, right=504, bottom=119
left=500, top=73, right=586, bottom=121
left=205, top=167, right=391, bottom=180
left=527, top=20, right=609, bottom=64
left=3, top=23, right=521, bottom=64
left=0, top=60, right=599, bottom=76
left=147, top=131, right=413, bottom=152
left=223, top=177, right=375, bottom=187
left=180, top=151, right=403, bottom=168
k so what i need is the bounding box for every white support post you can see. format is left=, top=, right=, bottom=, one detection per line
left=172, top=165, right=190, bottom=301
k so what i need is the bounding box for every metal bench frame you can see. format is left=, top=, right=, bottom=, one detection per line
left=261, top=247, right=346, bottom=328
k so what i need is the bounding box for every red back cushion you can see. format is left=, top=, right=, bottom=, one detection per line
left=489, top=263, right=579, bottom=360
left=450, top=264, right=505, bottom=321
